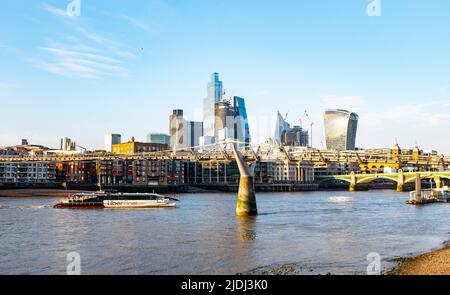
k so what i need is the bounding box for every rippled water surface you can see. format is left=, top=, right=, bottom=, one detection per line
left=1, top=190, right=450, bottom=275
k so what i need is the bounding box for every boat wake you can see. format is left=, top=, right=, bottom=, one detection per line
left=0, top=205, right=51, bottom=209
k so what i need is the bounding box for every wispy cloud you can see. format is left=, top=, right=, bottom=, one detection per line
left=117, top=14, right=160, bottom=33
left=364, top=101, right=450, bottom=129
left=31, top=46, right=128, bottom=78
left=356, top=100, right=450, bottom=151
left=42, top=3, right=69, bottom=18
left=32, top=3, right=136, bottom=79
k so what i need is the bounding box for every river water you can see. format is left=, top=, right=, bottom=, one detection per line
left=1, top=190, right=450, bottom=275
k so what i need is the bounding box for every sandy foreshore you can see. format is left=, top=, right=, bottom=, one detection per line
left=388, top=243, right=450, bottom=275
left=0, top=189, right=91, bottom=198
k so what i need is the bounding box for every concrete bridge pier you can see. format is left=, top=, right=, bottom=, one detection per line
left=434, top=177, right=442, bottom=189
left=397, top=169, right=405, bottom=192
left=415, top=173, right=422, bottom=201
left=349, top=172, right=357, bottom=192
left=231, top=144, right=258, bottom=216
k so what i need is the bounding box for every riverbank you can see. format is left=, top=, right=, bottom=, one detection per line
left=0, top=189, right=90, bottom=198
left=388, top=243, right=450, bottom=275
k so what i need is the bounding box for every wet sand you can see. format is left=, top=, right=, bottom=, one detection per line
left=388, top=243, right=450, bottom=275
left=0, top=189, right=91, bottom=198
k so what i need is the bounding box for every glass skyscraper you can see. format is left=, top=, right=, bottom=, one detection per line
left=323, top=109, right=359, bottom=151
left=169, top=109, right=203, bottom=150
left=233, top=96, right=251, bottom=146
left=274, top=112, right=309, bottom=147
left=203, top=72, right=223, bottom=138
left=274, top=112, right=291, bottom=143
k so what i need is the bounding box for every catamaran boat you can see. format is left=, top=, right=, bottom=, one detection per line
left=54, top=192, right=179, bottom=209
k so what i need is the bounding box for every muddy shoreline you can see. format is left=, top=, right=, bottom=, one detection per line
left=386, top=242, right=450, bottom=275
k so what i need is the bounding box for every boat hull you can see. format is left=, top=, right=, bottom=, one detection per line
left=53, top=192, right=179, bottom=209
left=103, top=200, right=177, bottom=208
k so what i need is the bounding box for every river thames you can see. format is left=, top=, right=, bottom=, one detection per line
left=1, top=190, right=450, bottom=275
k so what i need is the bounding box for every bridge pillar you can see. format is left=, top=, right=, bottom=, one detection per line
left=349, top=172, right=357, bottom=192
left=232, top=144, right=257, bottom=216
left=414, top=173, right=422, bottom=201
left=434, top=177, right=442, bottom=189
left=397, top=169, right=405, bottom=192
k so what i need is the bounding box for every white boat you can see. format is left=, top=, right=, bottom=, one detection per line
left=407, top=186, right=450, bottom=205
left=103, top=193, right=178, bottom=209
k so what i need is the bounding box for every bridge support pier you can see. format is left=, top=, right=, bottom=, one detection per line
left=349, top=172, right=357, bottom=192
left=236, top=176, right=258, bottom=216
left=415, top=173, right=422, bottom=201
left=434, top=177, right=442, bottom=189
left=232, top=144, right=258, bottom=216
left=397, top=169, right=405, bottom=192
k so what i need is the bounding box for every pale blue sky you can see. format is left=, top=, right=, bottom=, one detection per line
left=1, top=0, right=450, bottom=153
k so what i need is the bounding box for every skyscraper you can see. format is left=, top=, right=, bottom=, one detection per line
left=233, top=96, right=251, bottom=147
left=323, top=109, right=359, bottom=151
left=169, top=109, right=203, bottom=150
left=104, top=134, right=121, bottom=152
left=200, top=73, right=251, bottom=148
left=274, top=112, right=308, bottom=147
left=215, top=100, right=235, bottom=141
left=169, top=109, right=187, bottom=150
left=187, top=121, right=203, bottom=149
left=203, top=72, right=223, bottom=138
left=61, top=137, right=76, bottom=151
left=275, top=112, right=291, bottom=143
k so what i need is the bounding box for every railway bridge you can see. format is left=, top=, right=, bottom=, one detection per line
left=318, top=170, right=450, bottom=192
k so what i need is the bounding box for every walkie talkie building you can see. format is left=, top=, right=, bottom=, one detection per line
left=323, top=109, right=359, bottom=151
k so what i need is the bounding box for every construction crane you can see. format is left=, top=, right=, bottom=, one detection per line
left=76, top=145, right=87, bottom=152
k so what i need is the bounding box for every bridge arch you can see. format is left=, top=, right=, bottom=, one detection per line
left=404, top=174, right=450, bottom=183
left=356, top=176, right=398, bottom=185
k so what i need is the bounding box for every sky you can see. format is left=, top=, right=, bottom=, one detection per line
left=1, top=0, right=450, bottom=153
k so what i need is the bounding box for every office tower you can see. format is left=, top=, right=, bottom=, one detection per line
left=147, top=133, right=170, bottom=146
left=233, top=96, right=251, bottom=146
left=212, top=96, right=251, bottom=146
left=283, top=126, right=309, bottom=147
left=215, top=100, right=235, bottom=141
left=203, top=72, right=223, bottom=139
left=170, top=109, right=187, bottom=150
left=104, top=134, right=121, bottom=153
left=323, top=109, right=359, bottom=151
left=187, top=121, right=204, bottom=149
left=60, top=137, right=76, bottom=151
left=275, top=112, right=291, bottom=143
left=200, top=73, right=251, bottom=149
left=170, top=109, right=203, bottom=150
left=274, top=112, right=309, bottom=147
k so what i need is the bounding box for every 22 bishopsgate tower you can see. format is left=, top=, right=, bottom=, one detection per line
left=203, top=73, right=223, bottom=140
left=201, top=73, right=251, bottom=148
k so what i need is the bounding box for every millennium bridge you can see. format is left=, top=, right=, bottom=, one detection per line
left=1, top=141, right=449, bottom=167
